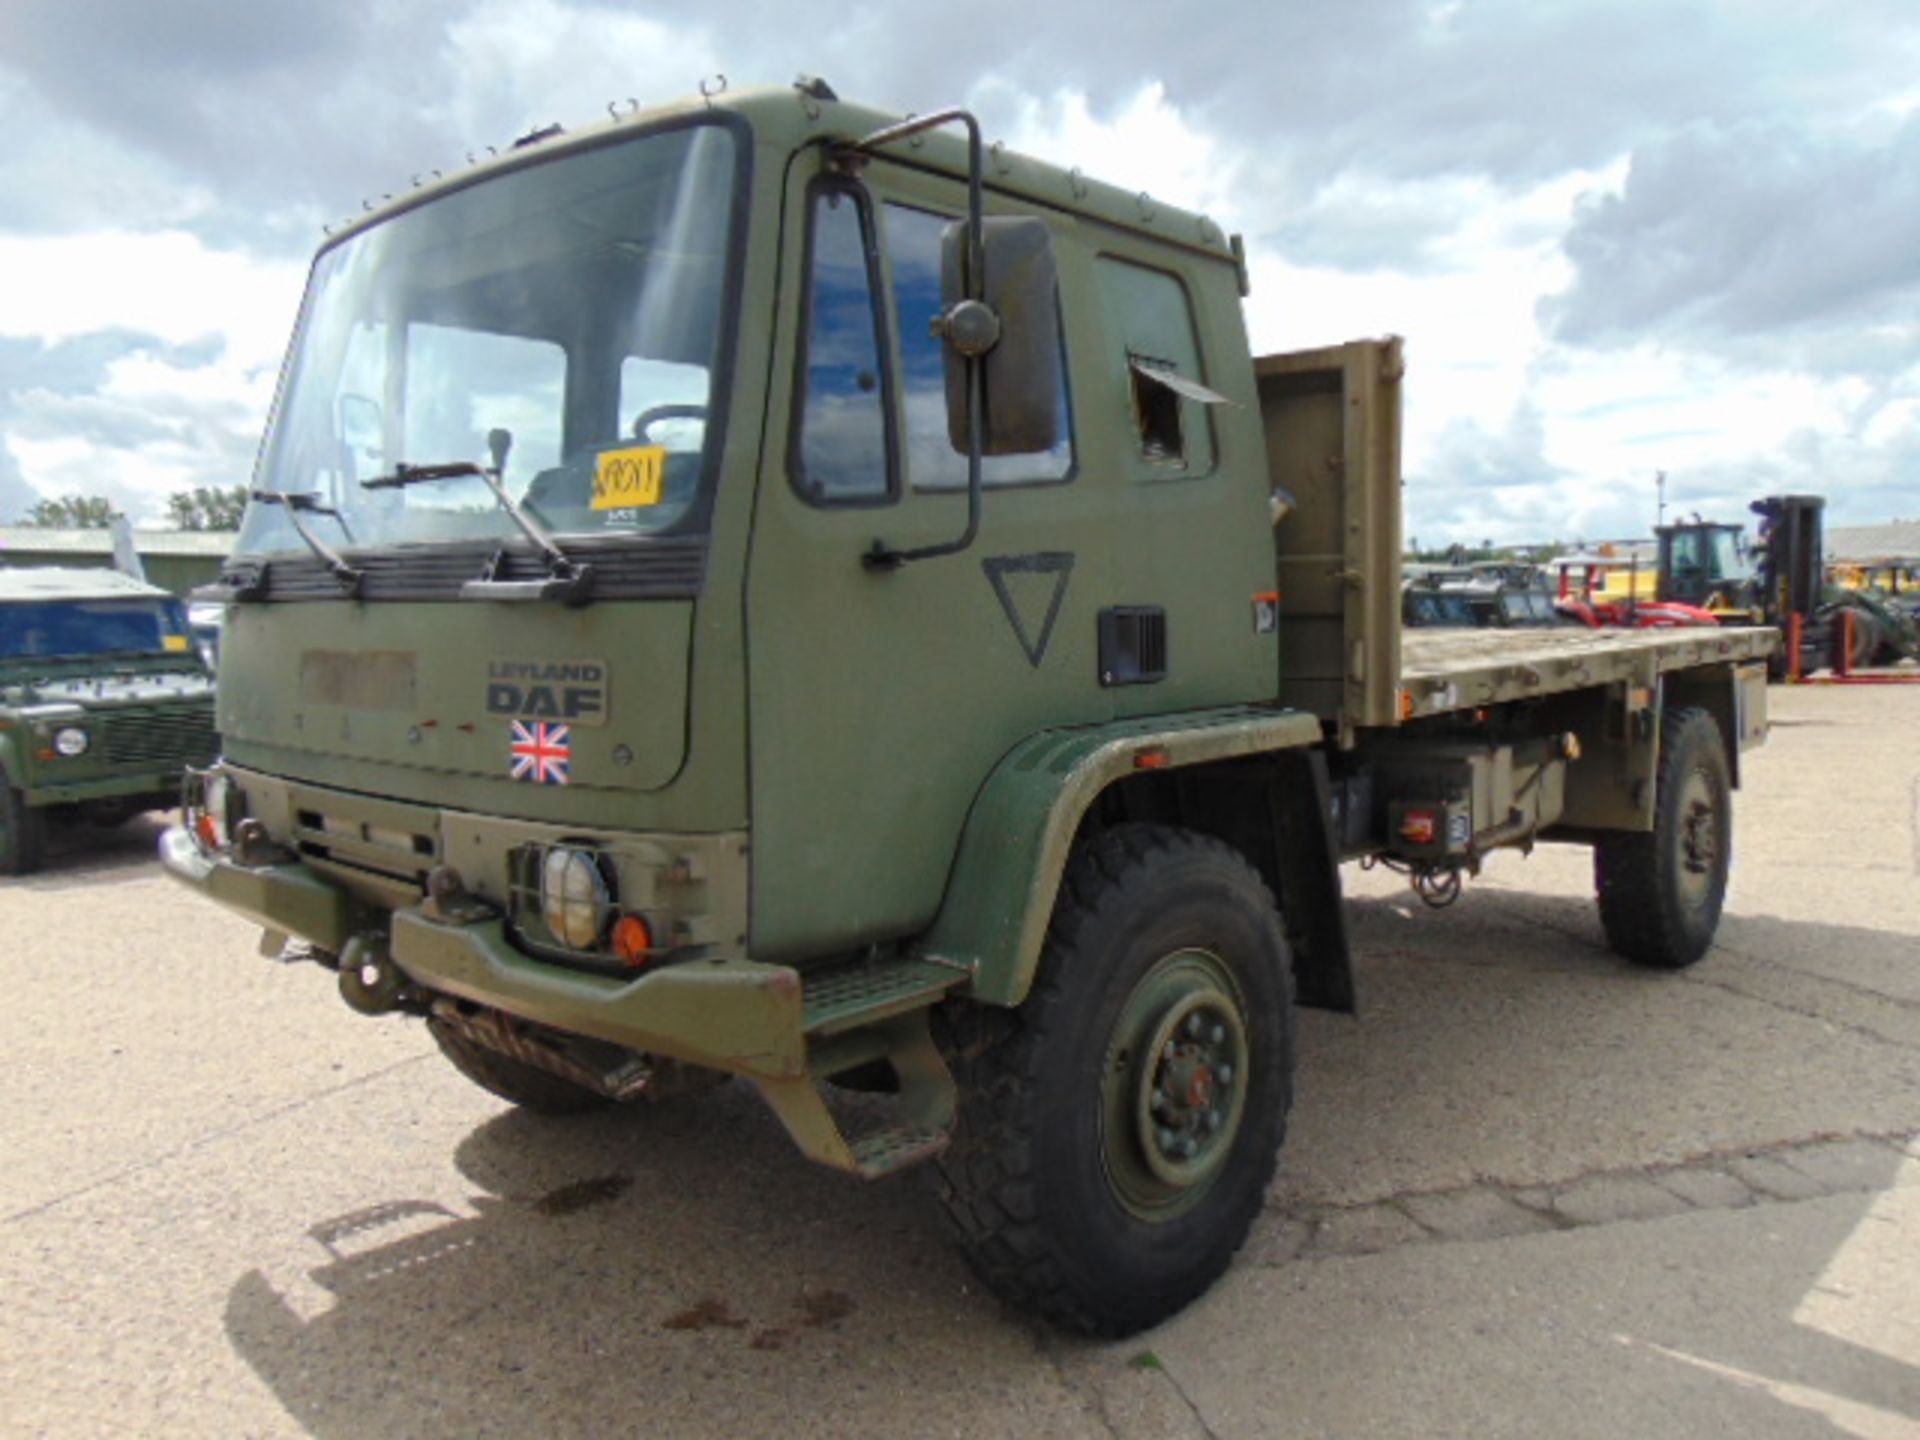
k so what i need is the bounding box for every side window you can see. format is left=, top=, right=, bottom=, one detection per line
left=1094, top=257, right=1216, bottom=475
left=883, top=203, right=1074, bottom=491
left=795, top=187, right=891, bottom=503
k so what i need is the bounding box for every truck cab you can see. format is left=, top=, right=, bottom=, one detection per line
left=1656, top=518, right=1759, bottom=618
left=176, top=80, right=1285, bottom=1051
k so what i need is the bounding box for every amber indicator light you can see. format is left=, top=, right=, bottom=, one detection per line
left=612, top=914, right=654, bottom=966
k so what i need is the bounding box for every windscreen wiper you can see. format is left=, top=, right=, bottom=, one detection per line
left=249, top=489, right=362, bottom=594
left=361, top=429, right=591, bottom=604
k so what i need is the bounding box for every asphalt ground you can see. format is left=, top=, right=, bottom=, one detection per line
left=2, top=679, right=1916, bottom=1438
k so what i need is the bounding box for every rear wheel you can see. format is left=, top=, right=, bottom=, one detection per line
left=1594, top=707, right=1732, bottom=969
left=930, top=824, right=1294, bottom=1336
left=0, top=770, right=47, bottom=877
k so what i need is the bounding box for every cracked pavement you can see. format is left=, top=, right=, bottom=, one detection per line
left=2, top=682, right=1916, bottom=1437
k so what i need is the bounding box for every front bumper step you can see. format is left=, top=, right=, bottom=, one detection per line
left=803, top=956, right=970, bottom=1036
left=162, top=824, right=973, bottom=1180
left=753, top=954, right=970, bottom=1180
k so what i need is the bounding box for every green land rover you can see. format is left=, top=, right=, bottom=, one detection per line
left=0, top=568, right=218, bottom=874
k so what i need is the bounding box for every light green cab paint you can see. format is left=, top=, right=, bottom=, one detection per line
left=743, top=128, right=1278, bottom=963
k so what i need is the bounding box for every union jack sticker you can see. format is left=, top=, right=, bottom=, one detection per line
left=509, top=720, right=572, bottom=785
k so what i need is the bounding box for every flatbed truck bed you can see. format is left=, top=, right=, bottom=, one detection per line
left=1397, top=625, right=1776, bottom=719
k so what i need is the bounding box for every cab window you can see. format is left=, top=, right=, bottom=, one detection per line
left=881, top=203, right=1073, bottom=491
left=794, top=187, right=893, bottom=504
left=1095, top=256, right=1215, bottom=475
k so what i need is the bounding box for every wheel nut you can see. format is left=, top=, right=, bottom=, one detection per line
left=1151, top=1087, right=1169, bottom=1113
left=1156, top=1127, right=1177, bottom=1152
left=1217, top=1064, right=1233, bottom=1085
left=1186, top=1013, right=1205, bottom=1039
left=1209, top=1024, right=1225, bottom=1045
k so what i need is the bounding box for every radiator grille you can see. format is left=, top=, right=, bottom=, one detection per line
left=102, top=707, right=219, bottom=767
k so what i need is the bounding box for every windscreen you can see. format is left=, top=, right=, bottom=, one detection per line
left=236, top=121, right=740, bottom=559
left=1669, top=527, right=1749, bottom=581
left=0, top=599, right=196, bottom=660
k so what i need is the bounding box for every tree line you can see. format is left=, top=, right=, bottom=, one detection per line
left=11, top=485, right=250, bottom=532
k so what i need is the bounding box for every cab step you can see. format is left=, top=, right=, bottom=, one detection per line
left=848, top=1124, right=950, bottom=1179
left=802, top=955, right=969, bottom=1036
left=750, top=982, right=963, bottom=1180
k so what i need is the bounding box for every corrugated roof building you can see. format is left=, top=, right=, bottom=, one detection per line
left=0, top=527, right=231, bottom=597
left=1827, top=520, right=1920, bottom=565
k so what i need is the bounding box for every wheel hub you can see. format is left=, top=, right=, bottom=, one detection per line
left=1674, top=768, right=1721, bottom=905
left=1104, top=948, right=1251, bottom=1218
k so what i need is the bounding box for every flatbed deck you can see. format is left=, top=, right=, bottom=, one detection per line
left=1397, top=625, right=1776, bottom=719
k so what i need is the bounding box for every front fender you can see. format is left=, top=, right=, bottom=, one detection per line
left=920, top=705, right=1324, bottom=1007
left=0, top=727, right=28, bottom=787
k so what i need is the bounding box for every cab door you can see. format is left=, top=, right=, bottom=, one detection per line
left=744, top=151, right=1105, bottom=962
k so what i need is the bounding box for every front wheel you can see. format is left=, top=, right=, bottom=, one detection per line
left=1594, top=706, right=1732, bottom=969
left=0, top=772, right=47, bottom=877
left=930, top=825, right=1294, bottom=1336
left=428, top=1017, right=614, bottom=1116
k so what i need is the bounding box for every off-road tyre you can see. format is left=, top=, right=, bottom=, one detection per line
left=0, top=770, right=47, bottom=877
left=427, top=1017, right=613, bottom=1116
left=929, top=824, right=1294, bottom=1336
left=1845, top=608, right=1883, bottom=671
left=1594, top=707, right=1732, bottom=969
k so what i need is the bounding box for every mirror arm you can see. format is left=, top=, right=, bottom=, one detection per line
left=853, top=108, right=990, bottom=574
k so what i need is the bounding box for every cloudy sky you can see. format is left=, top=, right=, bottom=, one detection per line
left=2, top=0, right=1917, bottom=546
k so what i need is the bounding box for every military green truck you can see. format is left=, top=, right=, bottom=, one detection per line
left=162, top=80, right=1775, bottom=1335
left=2, top=567, right=217, bottom=874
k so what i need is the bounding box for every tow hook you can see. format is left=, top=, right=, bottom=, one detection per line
left=338, top=932, right=411, bottom=1015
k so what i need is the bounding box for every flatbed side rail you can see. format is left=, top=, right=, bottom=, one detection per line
left=1396, top=625, right=1778, bottom=719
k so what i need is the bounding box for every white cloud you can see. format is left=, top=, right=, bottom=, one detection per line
left=0, top=231, right=300, bottom=518
left=0, top=230, right=302, bottom=358
left=992, top=82, right=1243, bottom=222
left=430, top=0, right=723, bottom=146
left=2, top=2, right=1919, bottom=541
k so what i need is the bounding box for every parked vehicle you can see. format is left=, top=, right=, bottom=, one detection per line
left=1, top=568, right=217, bottom=873
left=164, top=82, right=1776, bottom=1334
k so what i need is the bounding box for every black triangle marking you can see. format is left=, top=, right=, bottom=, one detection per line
left=983, top=552, right=1074, bottom=667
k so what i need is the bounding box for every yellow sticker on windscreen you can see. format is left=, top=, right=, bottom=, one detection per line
left=592, top=445, right=667, bottom=510
left=162, top=634, right=190, bottom=652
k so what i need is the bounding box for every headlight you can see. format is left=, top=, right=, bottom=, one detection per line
left=540, top=847, right=611, bottom=949
left=53, top=726, right=89, bottom=757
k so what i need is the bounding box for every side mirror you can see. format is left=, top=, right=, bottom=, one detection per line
left=940, top=217, right=1061, bottom=455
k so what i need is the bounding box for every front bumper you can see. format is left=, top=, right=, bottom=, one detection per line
left=158, top=824, right=807, bottom=1079
left=25, top=770, right=183, bottom=807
